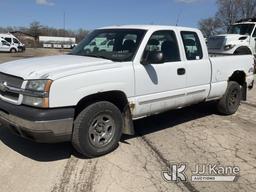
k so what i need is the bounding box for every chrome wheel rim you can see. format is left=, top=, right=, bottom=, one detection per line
left=88, top=114, right=115, bottom=148
left=228, top=89, right=239, bottom=107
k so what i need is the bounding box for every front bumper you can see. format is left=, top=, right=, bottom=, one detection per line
left=18, top=45, right=26, bottom=52
left=0, top=99, right=74, bottom=143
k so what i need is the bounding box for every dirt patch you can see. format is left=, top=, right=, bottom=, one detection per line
left=0, top=48, right=69, bottom=64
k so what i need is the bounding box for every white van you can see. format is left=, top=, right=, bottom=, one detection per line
left=0, top=38, right=19, bottom=53
left=0, top=33, right=25, bottom=52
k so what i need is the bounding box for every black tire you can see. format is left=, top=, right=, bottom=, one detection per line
left=72, top=101, right=123, bottom=157
left=10, top=48, right=17, bottom=53
left=217, top=81, right=242, bottom=115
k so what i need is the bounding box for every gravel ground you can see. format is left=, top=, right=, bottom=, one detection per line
left=0, top=49, right=255, bottom=192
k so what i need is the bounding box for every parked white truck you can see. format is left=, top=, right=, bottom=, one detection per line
left=208, top=18, right=256, bottom=55
left=0, top=25, right=254, bottom=157
left=0, top=38, right=19, bottom=53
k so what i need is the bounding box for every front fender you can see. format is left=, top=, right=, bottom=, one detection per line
left=49, top=68, right=134, bottom=108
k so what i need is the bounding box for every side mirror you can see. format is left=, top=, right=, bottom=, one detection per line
left=142, top=51, right=164, bottom=65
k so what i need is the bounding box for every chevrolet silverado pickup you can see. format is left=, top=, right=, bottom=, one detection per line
left=0, top=25, right=254, bottom=157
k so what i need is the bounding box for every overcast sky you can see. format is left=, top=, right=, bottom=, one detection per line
left=0, top=0, right=217, bottom=30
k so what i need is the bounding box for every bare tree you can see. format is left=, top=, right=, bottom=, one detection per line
left=28, top=21, right=42, bottom=40
left=199, top=0, right=256, bottom=35
left=215, top=0, right=242, bottom=31
left=240, top=0, right=256, bottom=18
left=199, top=17, right=222, bottom=37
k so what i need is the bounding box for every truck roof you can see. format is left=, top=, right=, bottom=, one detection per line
left=99, top=25, right=198, bottom=31
left=233, top=22, right=256, bottom=25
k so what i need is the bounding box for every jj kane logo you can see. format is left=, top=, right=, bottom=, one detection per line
left=162, top=163, right=240, bottom=183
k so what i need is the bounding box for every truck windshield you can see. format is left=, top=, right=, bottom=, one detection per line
left=228, top=24, right=255, bottom=35
left=71, top=29, right=146, bottom=62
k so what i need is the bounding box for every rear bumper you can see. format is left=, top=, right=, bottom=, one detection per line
left=0, top=99, right=74, bottom=143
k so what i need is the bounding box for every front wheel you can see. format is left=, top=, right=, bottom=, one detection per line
left=72, top=101, right=123, bottom=157
left=10, top=48, right=17, bottom=53
left=217, top=81, right=242, bottom=115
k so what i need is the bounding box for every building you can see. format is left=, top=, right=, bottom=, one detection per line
left=39, top=36, right=76, bottom=49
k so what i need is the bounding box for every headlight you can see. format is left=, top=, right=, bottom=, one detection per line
left=224, top=44, right=235, bottom=50
left=26, top=80, right=52, bottom=92
left=22, top=80, right=52, bottom=108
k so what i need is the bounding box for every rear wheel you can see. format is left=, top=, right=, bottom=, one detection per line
left=217, top=81, right=242, bottom=115
left=72, top=101, right=123, bottom=157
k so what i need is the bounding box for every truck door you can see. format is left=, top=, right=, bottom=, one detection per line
left=133, top=30, right=186, bottom=117
left=180, top=31, right=211, bottom=105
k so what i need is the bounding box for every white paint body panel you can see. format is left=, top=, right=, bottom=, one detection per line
left=0, top=25, right=254, bottom=118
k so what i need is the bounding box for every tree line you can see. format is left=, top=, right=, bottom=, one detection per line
left=198, top=0, right=256, bottom=37
left=0, top=21, right=89, bottom=43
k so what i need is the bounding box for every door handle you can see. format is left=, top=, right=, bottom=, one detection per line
left=177, top=68, right=186, bottom=75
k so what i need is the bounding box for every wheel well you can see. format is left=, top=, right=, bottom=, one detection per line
left=75, top=91, right=129, bottom=118
left=234, top=46, right=252, bottom=55
left=229, top=71, right=247, bottom=100
left=229, top=71, right=246, bottom=86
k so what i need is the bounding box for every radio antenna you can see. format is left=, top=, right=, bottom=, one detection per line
left=176, top=10, right=182, bottom=26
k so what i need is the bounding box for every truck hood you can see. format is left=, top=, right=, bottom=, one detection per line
left=217, top=34, right=249, bottom=44
left=0, top=55, right=118, bottom=80
left=208, top=34, right=250, bottom=50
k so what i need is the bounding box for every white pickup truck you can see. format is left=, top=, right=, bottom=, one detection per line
left=0, top=25, right=254, bottom=157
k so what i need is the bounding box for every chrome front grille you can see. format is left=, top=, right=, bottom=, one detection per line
left=207, top=36, right=225, bottom=50
left=0, top=72, right=23, bottom=101
left=0, top=73, right=23, bottom=88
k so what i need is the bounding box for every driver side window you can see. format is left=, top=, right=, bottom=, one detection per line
left=142, top=30, right=180, bottom=63
left=13, top=38, right=19, bottom=44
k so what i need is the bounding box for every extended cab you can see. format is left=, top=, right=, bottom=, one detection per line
left=0, top=25, right=254, bottom=157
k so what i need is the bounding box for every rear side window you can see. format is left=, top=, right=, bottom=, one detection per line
left=181, top=31, right=203, bottom=60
